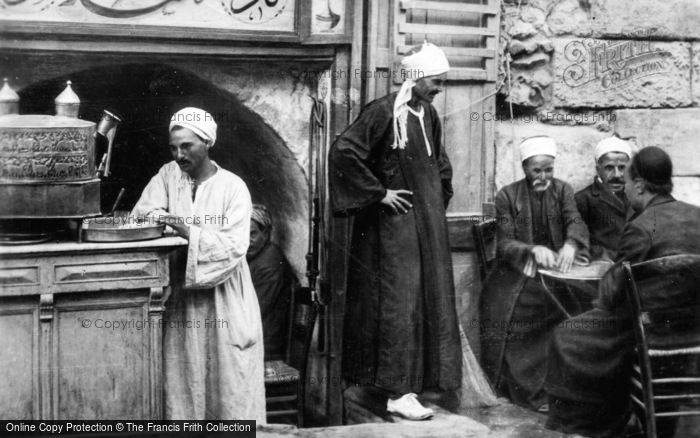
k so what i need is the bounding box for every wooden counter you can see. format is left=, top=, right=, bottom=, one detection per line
left=0, top=237, right=187, bottom=420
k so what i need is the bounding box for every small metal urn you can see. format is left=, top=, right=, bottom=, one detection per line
left=55, top=80, right=80, bottom=118
left=0, top=78, right=19, bottom=116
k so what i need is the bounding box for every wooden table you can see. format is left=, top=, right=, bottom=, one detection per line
left=0, top=237, right=186, bottom=420
left=538, top=260, right=614, bottom=317
left=538, top=260, right=614, bottom=282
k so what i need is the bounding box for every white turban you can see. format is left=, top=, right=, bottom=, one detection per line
left=401, top=42, right=450, bottom=78
left=251, top=204, right=272, bottom=230
left=520, top=136, right=557, bottom=162
left=169, top=107, right=217, bottom=147
left=393, top=42, right=450, bottom=151
left=594, top=136, right=631, bottom=162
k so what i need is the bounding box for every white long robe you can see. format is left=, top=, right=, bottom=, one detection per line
left=132, top=160, right=266, bottom=421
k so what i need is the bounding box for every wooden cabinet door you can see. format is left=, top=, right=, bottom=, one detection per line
left=52, top=290, right=156, bottom=420
left=0, top=297, right=39, bottom=419
left=0, top=289, right=162, bottom=420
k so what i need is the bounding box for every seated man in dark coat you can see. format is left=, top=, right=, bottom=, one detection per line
left=546, top=146, right=700, bottom=437
left=480, top=136, right=590, bottom=412
left=247, top=204, right=298, bottom=361
left=575, top=136, right=632, bottom=260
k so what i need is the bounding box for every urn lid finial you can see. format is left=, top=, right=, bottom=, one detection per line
left=0, top=78, right=19, bottom=103
left=55, top=80, right=80, bottom=105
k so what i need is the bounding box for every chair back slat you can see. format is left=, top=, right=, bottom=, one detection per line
left=628, top=255, right=700, bottom=281
left=625, top=255, right=700, bottom=438
left=472, top=218, right=497, bottom=282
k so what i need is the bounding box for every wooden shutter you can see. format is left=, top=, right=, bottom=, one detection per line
left=395, top=0, right=500, bottom=82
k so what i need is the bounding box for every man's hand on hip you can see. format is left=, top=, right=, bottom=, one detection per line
left=381, top=189, right=413, bottom=214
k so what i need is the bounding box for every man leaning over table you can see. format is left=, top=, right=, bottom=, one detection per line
left=131, top=107, right=265, bottom=421
left=480, top=136, right=590, bottom=413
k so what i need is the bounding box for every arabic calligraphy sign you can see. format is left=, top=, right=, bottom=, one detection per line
left=0, top=0, right=295, bottom=32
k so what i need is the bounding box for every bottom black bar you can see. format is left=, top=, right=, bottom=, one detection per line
left=0, top=421, right=256, bottom=437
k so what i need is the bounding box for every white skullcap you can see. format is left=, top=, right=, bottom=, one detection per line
left=520, top=136, right=557, bottom=162
left=401, top=41, right=450, bottom=78
left=169, top=107, right=217, bottom=147
left=594, top=136, right=631, bottom=162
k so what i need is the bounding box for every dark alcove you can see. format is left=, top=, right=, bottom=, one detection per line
left=18, top=63, right=309, bottom=261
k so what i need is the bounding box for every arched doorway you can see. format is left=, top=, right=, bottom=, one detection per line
left=18, top=63, right=309, bottom=272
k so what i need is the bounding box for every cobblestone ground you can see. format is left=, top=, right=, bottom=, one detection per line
left=258, top=398, right=585, bottom=438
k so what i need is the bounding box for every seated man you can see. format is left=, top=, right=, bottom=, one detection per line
left=480, top=136, right=590, bottom=412
left=247, top=204, right=298, bottom=361
left=546, top=146, right=700, bottom=437
left=576, top=136, right=632, bottom=260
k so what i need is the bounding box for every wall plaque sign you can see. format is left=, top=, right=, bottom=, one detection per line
left=228, top=0, right=289, bottom=24
left=0, top=0, right=296, bottom=34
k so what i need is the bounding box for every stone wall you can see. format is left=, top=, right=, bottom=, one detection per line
left=497, top=0, right=700, bottom=204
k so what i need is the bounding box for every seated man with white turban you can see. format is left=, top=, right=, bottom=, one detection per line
left=480, top=136, right=590, bottom=412
left=131, top=107, right=265, bottom=421
left=575, top=136, right=633, bottom=260
left=329, top=42, right=462, bottom=420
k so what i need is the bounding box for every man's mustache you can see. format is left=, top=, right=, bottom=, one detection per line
left=531, top=178, right=551, bottom=191
left=608, top=178, right=624, bottom=185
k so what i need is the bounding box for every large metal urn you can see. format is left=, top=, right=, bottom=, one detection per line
left=0, top=114, right=101, bottom=218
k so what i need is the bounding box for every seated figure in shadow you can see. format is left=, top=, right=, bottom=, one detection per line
left=247, top=204, right=298, bottom=361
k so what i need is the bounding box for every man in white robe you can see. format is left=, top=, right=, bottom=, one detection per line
left=132, top=107, right=266, bottom=421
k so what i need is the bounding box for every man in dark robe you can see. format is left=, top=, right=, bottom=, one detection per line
left=247, top=204, right=298, bottom=361
left=546, top=146, right=700, bottom=437
left=576, top=136, right=632, bottom=260
left=480, top=136, right=590, bottom=412
left=329, top=42, right=461, bottom=420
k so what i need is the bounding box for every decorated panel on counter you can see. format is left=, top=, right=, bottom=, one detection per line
left=0, top=0, right=296, bottom=33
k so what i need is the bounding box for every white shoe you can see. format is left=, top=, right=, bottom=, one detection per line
left=387, top=393, right=434, bottom=421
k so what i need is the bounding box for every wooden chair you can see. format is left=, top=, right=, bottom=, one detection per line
left=472, top=218, right=498, bottom=282
left=624, top=254, right=700, bottom=438
left=265, top=285, right=318, bottom=426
